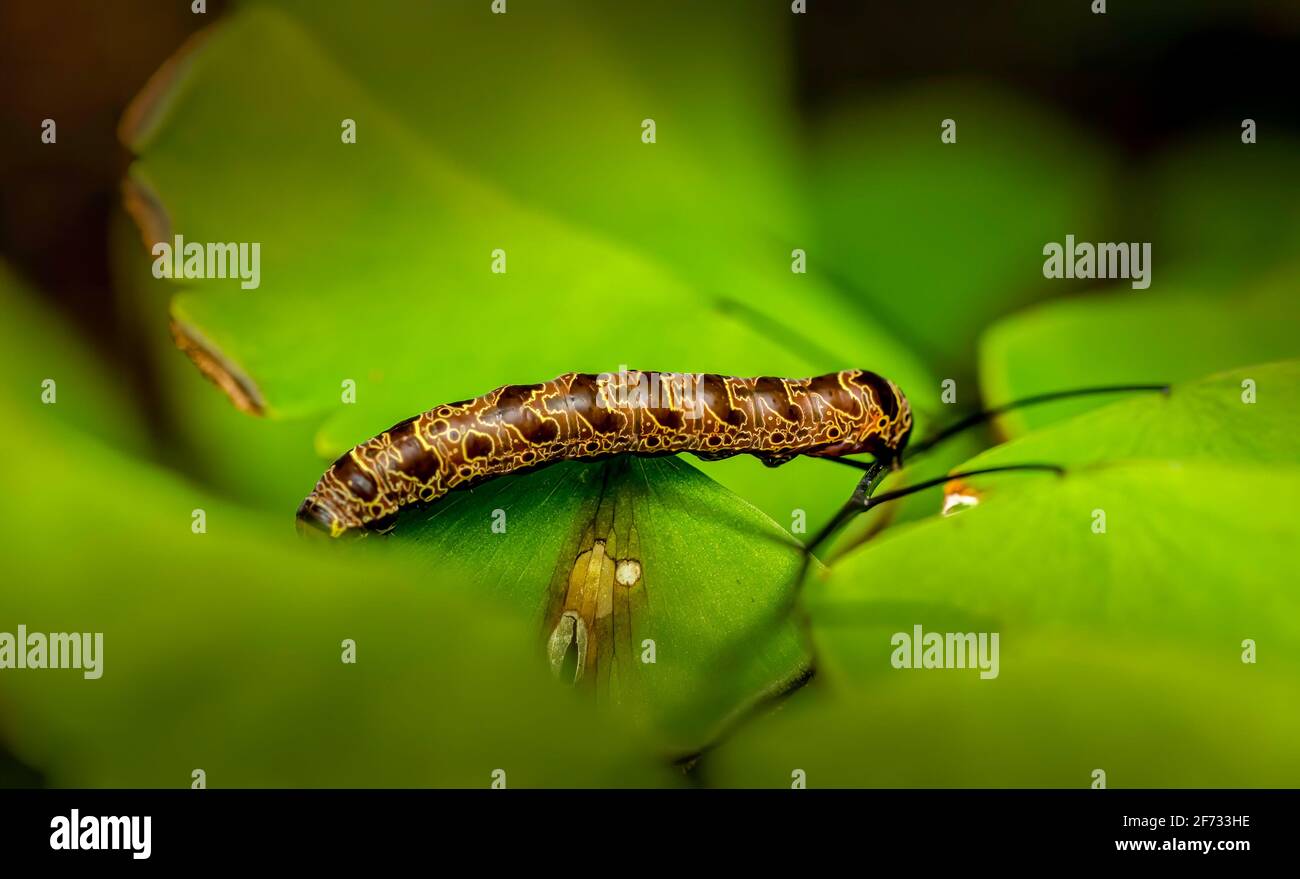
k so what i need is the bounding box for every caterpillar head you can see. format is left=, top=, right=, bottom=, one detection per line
left=812, top=369, right=913, bottom=467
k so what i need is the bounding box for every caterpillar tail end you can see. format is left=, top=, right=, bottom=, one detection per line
left=296, top=498, right=345, bottom=540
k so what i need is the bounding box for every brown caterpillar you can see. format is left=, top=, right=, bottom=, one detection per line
left=297, top=369, right=913, bottom=538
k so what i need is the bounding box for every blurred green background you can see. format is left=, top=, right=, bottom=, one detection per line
left=1, top=0, right=1297, bottom=787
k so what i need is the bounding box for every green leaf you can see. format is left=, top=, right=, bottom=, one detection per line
left=703, top=458, right=1300, bottom=787
left=807, top=82, right=1115, bottom=374
left=704, top=638, right=1300, bottom=787
left=121, top=2, right=933, bottom=533
left=0, top=392, right=674, bottom=788
left=115, top=4, right=943, bottom=751
left=247, top=0, right=809, bottom=283
left=810, top=462, right=1300, bottom=678
left=964, top=361, right=1300, bottom=473
left=385, top=455, right=812, bottom=755
left=0, top=261, right=146, bottom=454
left=0, top=265, right=673, bottom=787
left=978, top=274, right=1300, bottom=435
left=701, top=354, right=1300, bottom=786
left=110, top=212, right=325, bottom=513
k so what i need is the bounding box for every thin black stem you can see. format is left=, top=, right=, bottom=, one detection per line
left=815, top=455, right=887, bottom=473
left=908, top=384, right=1170, bottom=458
left=800, top=463, right=1061, bottom=572
left=861, top=464, right=1062, bottom=509
left=798, top=460, right=889, bottom=578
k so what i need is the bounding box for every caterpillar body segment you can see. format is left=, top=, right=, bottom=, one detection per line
left=297, top=369, right=913, bottom=538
